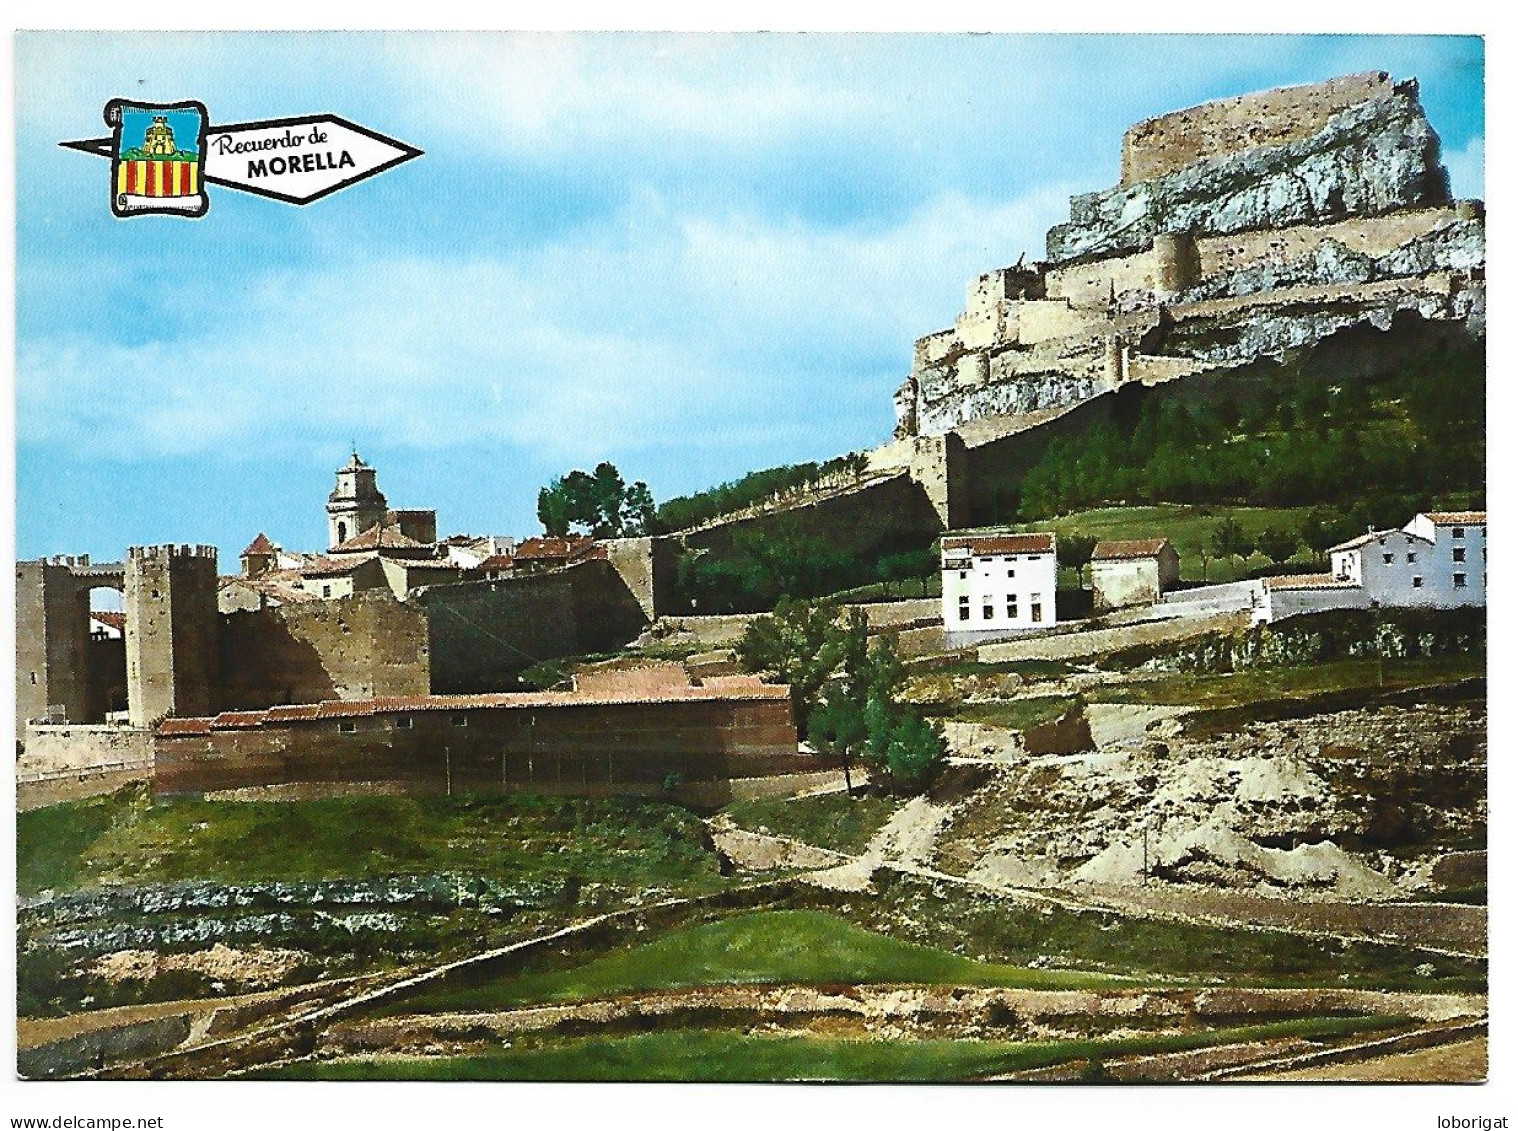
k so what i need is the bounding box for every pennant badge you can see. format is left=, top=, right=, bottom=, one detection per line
left=63, top=101, right=422, bottom=219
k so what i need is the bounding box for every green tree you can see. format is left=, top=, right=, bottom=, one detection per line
left=1057, top=533, right=1097, bottom=588
left=1254, top=527, right=1300, bottom=568
left=736, top=598, right=845, bottom=736
left=1210, top=516, right=1250, bottom=568
left=537, top=462, right=656, bottom=538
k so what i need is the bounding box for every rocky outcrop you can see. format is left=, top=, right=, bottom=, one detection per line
left=889, top=73, right=1483, bottom=445
left=1046, top=83, right=1448, bottom=264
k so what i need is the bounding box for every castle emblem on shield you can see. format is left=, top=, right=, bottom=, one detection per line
left=105, top=98, right=210, bottom=218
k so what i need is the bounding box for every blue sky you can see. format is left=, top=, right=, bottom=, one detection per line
left=15, top=32, right=1484, bottom=564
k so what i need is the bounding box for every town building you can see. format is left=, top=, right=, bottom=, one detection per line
left=1253, top=510, right=1487, bottom=624
left=152, top=663, right=805, bottom=809
left=940, top=530, right=1057, bottom=645
left=1090, top=538, right=1180, bottom=611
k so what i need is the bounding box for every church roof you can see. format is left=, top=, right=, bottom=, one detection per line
left=332, top=526, right=425, bottom=553
left=242, top=532, right=276, bottom=556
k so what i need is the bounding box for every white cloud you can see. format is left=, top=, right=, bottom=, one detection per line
left=383, top=34, right=880, bottom=157
left=1443, top=135, right=1484, bottom=200
left=18, top=180, right=1076, bottom=466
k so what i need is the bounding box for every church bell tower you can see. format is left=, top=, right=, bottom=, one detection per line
left=326, top=449, right=389, bottom=549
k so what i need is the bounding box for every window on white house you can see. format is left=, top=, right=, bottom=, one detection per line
left=1382, top=553, right=1393, bottom=564
left=1454, top=548, right=1466, bottom=562
left=959, top=571, right=967, bottom=580
left=1407, top=553, right=1417, bottom=563
left=1031, top=602, right=1043, bottom=623
left=1452, top=527, right=1465, bottom=539
left=1412, top=576, right=1423, bottom=588
left=982, top=606, right=994, bottom=620
left=1007, top=569, right=1015, bottom=577
left=322, top=585, right=332, bottom=597
left=1006, top=600, right=1017, bottom=618
left=1454, top=573, right=1467, bottom=588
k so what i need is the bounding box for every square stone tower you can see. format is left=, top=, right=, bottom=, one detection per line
left=125, top=544, right=220, bottom=727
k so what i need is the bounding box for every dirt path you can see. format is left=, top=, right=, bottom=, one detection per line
left=1239, top=1036, right=1487, bottom=1082
left=1084, top=702, right=1189, bottom=748
left=1079, top=884, right=1487, bottom=958
left=806, top=796, right=954, bottom=892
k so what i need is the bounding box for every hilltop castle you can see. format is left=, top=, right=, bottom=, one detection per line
left=889, top=72, right=1484, bottom=445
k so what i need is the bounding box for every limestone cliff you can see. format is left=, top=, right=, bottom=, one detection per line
left=892, top=72, right=1484, bottom=444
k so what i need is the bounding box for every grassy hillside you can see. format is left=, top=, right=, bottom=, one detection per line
left=396, top=910, right=1124, bottom=1013
left=723, top=793, right=899, bottom=856
left=17, top=788, right=727, bottom=898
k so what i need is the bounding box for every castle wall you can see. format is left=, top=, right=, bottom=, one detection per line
left=125, top=546, right=220, bottom=727
left=1120, top=72, right=1394, bottom=186
left=15, top=562, right=85, bottom=737
left=422, top=572, right=579, bottom=693
left=1043, top=207, right=1462, bottom=310
left=603, top=536, right=681, bottom=620
left=153, top=697, right=804, bottom=809
left=682, top=470, right=944, bottom=557
left=17, top=724, right=153, bottom=810
left=218, top=591, right=430, bottom=710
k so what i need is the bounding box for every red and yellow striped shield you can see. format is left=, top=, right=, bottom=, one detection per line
left=116, top=159, right=200, bottom=198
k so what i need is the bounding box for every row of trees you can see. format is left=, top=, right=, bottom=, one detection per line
left=737, top=600, right=946, bottom=795
left=1016, top=344, right=1484, bottom=519
left=654, top=452, right=871, bottom=533
left=677, top=521, right=937, bottom=613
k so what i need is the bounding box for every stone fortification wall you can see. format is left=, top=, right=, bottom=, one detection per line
left=219, top=591, right=430, bottom=710
left=977, top=610, right=1248, bottom=664
left=1048, top=81, right=1447, bottom=264
left=1043, top=206, right=1464, bottom=310
left=17, top=724, right=154, bottom=811
left=421, top=571, right=579, bottom=693
left=683, top=469, right=942, bottom=558
left=153, top=698, right=803, bottom=809
left=1120, top=72, right=1395, bottom=186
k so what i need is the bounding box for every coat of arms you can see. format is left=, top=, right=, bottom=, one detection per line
left=104, top=98, right=210, bottom=218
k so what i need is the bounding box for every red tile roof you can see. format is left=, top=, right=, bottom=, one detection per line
left=1092, top=538, right=1172, bottom=561
left=212, top=711, right=267, bottom=730
left=476, top=554, right=514, bottom=571
left=1422, top=511, right=1487, bottom=526
left=156, top=673, right=789, bottom=736
left=91, top=611, right=127, bottom=632
left=301, top=554, right=375, bottom=577
left=1263, top=573, right=1358, bottom=591
left=242, top=532, right=276, bottom=556
left=515, top=535, right=595, bottom=561
left=158, top=717, right=212, bottom=735
left=942, top=532, right=1055, bottom=556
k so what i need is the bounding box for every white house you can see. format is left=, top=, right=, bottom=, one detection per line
left=1255, top=509, right=1487, bottom=624
left=1328, top=510, right=1486, bottom=609
left=941, top=530, right=1058, bottom=645
left=1401, top=511, right=1486, bottom=607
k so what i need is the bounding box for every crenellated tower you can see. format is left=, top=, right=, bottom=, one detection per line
left=125, top=544, right=220, bottom=726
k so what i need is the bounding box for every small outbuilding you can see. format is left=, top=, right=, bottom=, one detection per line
left=1090, top=538, right=1180, bottom=611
